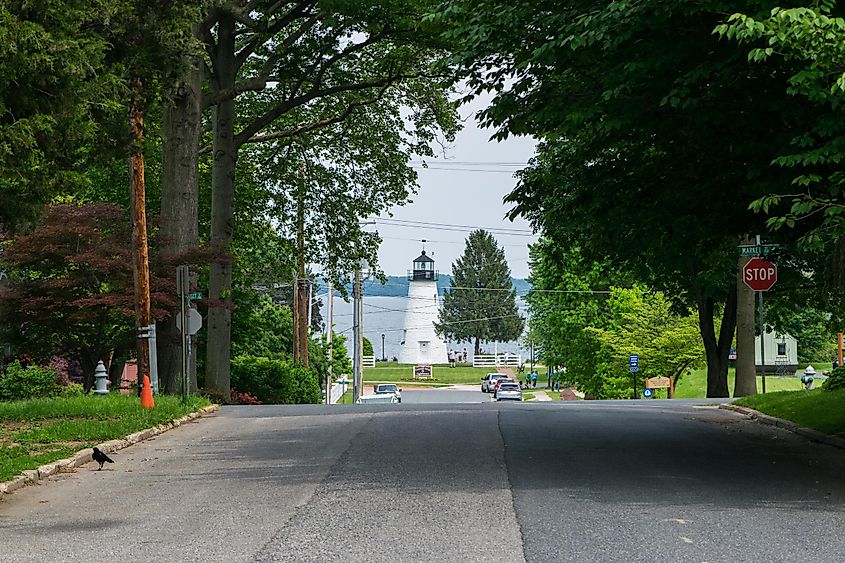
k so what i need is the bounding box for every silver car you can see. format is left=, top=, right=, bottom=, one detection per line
left=481, top=373, right=509, bottom=393
left=495, top=382, right=523, bottom=401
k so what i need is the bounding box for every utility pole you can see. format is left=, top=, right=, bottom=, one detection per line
left=293, top=162, right=309, bottom=366
left=735, top=235, right=757, bottom=396
left=326, top=280, right=333, bottom=404
left=352, top=267, right=361, bottom=403
left=129, top=77, right=151, bottom=393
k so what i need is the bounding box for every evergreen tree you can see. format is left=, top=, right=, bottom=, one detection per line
left=436, top=230, right=524, bottom=355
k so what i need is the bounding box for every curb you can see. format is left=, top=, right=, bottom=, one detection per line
left=0, top=404, right=219, bottom=497
left=719, top=403, right=845, bottom=450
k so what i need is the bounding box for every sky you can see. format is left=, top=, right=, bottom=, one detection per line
left=373, top=95, right=539, bottom=279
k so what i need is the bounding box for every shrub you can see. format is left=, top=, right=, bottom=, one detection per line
left=0, top=361, right=60, bottom=401
left=824, top=366, right=845, bottom=391
left=59, top=383, right=85, bottom=397
left=230, top=389, right=262, bottom=405
left=230, top=356, right=320, bottom=404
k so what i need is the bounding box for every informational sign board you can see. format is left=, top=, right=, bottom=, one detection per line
left=645, top=376, right=671, bottom=389
left=413, top=364, right=433, bottom=380
left=642, top=388, right=654, bottom=398
left=629, top=354, right=639, bottom=373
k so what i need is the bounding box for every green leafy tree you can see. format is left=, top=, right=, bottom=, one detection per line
left=589, top=287, right=705, bottom=396
left=436, top=229, right=524, bottom=354
left=433, top=0, right=808, bottom=396
left=525, top=241, right=622, bottom=398
left=363, top=337, right=374, bottom=357
left=717, top=2, right=845, bottom=250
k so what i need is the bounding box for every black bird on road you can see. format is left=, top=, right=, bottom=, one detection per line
left=92, top=447, right=114, bottom=470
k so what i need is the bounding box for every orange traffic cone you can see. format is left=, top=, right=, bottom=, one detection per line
left=140, top=374, right=155, bottom=409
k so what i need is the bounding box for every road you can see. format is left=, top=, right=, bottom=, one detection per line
left=2, top=399, right=845, bottom=562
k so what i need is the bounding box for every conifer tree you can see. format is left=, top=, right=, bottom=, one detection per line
left=436, top=230, right=524, bottom=355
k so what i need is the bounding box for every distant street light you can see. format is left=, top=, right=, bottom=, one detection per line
left=381, top=333, right=386, bottom=362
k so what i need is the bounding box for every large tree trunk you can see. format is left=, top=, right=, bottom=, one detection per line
left=697, top=284, right=737, bottom=398
left=734, top=242, right=757, bottom=397
left=206, top=13, right=237, bottom=399
left=158, top=55, right=202, bottom=395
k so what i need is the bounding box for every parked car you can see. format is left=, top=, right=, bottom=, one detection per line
left=373, top=383, right=402, bottom=403
left=356, top=394, right=398, bottom=404
left=495, top=382, right=522, bottom=401
left=481, top=373, right=510, bottom=393
left=493, top=378, right=515, bottom=395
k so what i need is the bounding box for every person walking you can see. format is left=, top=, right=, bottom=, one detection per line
left=463, top=347, right=468, bottom=365
left=531, top=370, right=538, bottom=388
left=448, top=349, right=455, bottom=368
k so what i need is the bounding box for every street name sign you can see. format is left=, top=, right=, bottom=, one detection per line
left=743, top=257, right=777, bottom=291
left=738, top=244, right=779, bottom=257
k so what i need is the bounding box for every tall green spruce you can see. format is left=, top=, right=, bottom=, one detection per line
left=436, top=230, right=524, bottom=355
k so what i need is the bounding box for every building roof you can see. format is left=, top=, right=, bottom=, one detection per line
left=413, top=249, right=434, bottom=264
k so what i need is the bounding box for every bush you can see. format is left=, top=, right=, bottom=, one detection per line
left=59, top=383, right=85, bottom=397
left=0, top=362, right=60, bottom=401
left=824, top=366, right=845, bottom=391
left=230, top=356, right=321, bottom=404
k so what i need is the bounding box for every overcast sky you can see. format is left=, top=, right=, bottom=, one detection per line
left=374, top=95, right=539, bottom=279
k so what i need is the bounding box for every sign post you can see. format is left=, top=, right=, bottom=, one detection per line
left=742, top=245, right=778, bottom=393
left=629, top=354, right=639, bottom=399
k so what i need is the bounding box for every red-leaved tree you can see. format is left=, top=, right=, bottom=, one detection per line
left=0, top=203, right=178, bottom=389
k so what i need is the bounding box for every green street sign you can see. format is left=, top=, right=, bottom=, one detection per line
left=189, top=292, right=203, bottom=300
left=738, top=244, right=779, bottom=257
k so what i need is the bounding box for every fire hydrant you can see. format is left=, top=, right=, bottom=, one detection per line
left=800, top=365, right=816, bottom=390
left=93, top=361, right=109, bottom=395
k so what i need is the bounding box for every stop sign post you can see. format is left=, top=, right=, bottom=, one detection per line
left=742, top=256, right=777, bottom=394
left=743, top=257, right=777, bottom=291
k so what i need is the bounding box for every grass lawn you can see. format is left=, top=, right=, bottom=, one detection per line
left=735, top=389, right=845, bottom=438
left=0, top=394, right=210, bottom=482
left=672, top=367, right=804, bottom=399
left=364, top=363, right=548, bottom=385
left=336, top=392, right=353, bottom=404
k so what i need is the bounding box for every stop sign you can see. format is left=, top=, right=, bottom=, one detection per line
left=743, top=257, right=777, bottom=291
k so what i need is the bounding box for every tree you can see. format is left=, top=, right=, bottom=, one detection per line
left=0, top=1, right=121, bottom=229
left=151, top=0, right=459, bottom=397
left=433, top=0, right=808, bottom=396
left=588, top=288, right=705, bottom=396
left=436, top=230, right=524, bottom=354
left=0, top=204, right=176, bottom=389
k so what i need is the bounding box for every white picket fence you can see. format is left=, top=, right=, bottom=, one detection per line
left=363, top=355, right=376, bottom=368
left=473, top=353, right=522, bottom=368
left=330, top=379, right=350, bottom=404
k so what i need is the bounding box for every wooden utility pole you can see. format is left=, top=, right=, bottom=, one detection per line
left=129, top=77, right=151, bottom=391
left=293, top=165, right=309, bottom=366
left=326, top=280, right=333, bottom=404
left=735, top=236, right=757, bottom=396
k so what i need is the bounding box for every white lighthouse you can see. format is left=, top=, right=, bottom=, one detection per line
left=398, top=249, right=448, bottom=365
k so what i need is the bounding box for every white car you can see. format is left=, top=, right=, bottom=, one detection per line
left=481, top=373, right=510, bottom=393
left=373, top=383, right=402, bottom=403
left=356, top=394, right=398, bottom=404
left=495, top=382, right=523, bottom=401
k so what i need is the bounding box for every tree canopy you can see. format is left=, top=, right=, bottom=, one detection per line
left=436, top=229, right=524, bottom=354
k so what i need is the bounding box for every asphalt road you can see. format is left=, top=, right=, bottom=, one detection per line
left=2, top=400, right=844, bottom=562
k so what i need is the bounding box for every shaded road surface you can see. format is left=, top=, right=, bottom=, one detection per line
left=2, top=401, right=845, bottom=562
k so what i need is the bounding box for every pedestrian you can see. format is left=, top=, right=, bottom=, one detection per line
left=531, top=371, right=538, bottom=388
left=463, top=347, right=468, bottom=365
left=448, top=349, right=455, bottom=368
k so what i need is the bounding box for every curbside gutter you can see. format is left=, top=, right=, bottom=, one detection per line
left=0, top=404, right=219, bottom=497
left=719, top=403, right=845, bottom=450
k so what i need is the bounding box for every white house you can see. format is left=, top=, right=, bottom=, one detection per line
left=755, top=332, right=798, bottom=373
left=398, top=250, right=448, bottom=365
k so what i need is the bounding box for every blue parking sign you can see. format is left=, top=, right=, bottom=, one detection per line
left=629, top=353, right=639, bottom=372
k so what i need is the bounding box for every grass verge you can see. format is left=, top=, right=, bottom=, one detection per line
left=0, top=394, right=210, bottom=482
left=734, top=388, right=845, bottom=438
